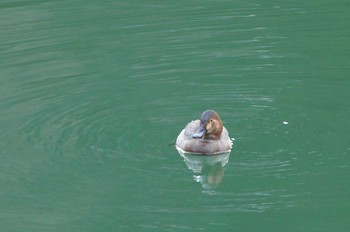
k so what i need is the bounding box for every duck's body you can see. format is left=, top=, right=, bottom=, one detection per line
left=176, top=110, right=232, bottom=154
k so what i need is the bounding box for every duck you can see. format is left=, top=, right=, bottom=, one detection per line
left=176, top=110, right=233, bottom=154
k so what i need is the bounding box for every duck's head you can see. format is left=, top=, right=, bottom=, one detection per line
left=192, top=110, right=224, bottom=140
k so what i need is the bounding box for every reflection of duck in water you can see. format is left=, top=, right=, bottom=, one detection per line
left=176, top=110, right=232, bottom=154
left=176, top=110, right=234, bottom=189
left=177, top=151, right=230, bottom=189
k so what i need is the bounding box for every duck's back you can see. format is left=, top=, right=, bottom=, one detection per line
left=176, top=120, right=232, bottom=154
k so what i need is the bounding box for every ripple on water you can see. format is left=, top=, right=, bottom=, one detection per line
left=8, top=76, right=181, bottom=169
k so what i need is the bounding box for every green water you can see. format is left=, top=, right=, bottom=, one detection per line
left=1, top=1, right=349, bottom=231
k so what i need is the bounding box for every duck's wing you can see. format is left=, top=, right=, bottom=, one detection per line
left=183, top=120, right=200, bottom=139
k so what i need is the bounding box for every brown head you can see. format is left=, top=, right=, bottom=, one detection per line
left=192, top=110, right=224, bottom=140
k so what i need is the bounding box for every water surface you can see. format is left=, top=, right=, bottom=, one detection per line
left=1, top=0, right=349, bottom=231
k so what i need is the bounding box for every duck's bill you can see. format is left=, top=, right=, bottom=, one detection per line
left=192, top=126, right=206, bottom=139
